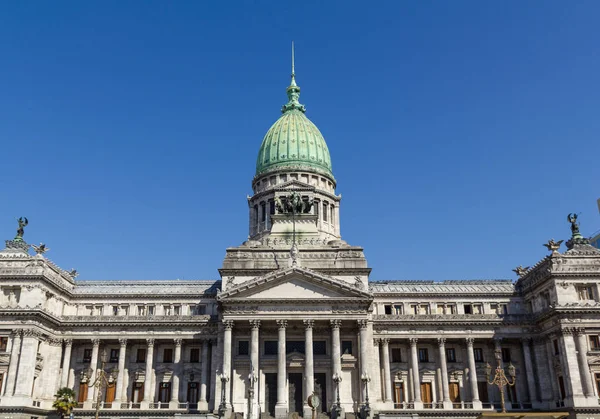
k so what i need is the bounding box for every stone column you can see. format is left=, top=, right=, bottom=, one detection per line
left=465, top=338, right=481, bottom=408
left=170, top=338, right=182, bottom=408
left=275, top=320, right=288, bottom=418
left=574, top=329, right=595, bottom=398
left=3, top=330, right=22, bottom=397
left=199, top=340, right=210, bottom=410
left=114, top=339, right=127, bottom=407
left=330, top=320, right=342, bottom=409
left=358, top=320, right=370, bottom=403
left=437, top=338, right=451, bottom=409
left=250, top=320, right=261, bottom=419
left=409, top=338, right=422, bottom=408
left=60, top=339, right=73, bottom=388
left=545, top=338, right=560, bottom=403
left=521, top=338, right=539, bottom=405
left=560, top=329, right=585, bottom=406
left=381, top=338, right=393, bottom=403
left=303, top=320, right=314, bottom=418
left=223, top=320, right=234, bottom=408
left=86, top=339, right=100, bottom=403
left=142, top=338, right=155, bottom=407
left=531, top=338, right=551, bottom=408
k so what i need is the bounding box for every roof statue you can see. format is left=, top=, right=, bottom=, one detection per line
left=274, top=191, right=313, bottom=215
left=566, top=212, right=593, bottom=250
left=31, top=243, right=49, bottom=255
left=543, top=239, right=563, bottom=253
left=15, top=217, right=28, bottom=241
left=568, top=213, right=581, bottom=238
left=512, top=265, right=530, bottom=278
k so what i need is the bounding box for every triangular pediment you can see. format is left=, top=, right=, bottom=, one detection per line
left=273, top=180, right=315, bottom=191
left=218, top=267, right=372, bottom=301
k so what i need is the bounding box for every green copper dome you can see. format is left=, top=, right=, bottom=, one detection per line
left=255, top=72, right=334, bottom=180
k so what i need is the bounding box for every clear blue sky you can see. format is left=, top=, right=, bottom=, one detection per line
left=1, top=1, right=599, bottom=281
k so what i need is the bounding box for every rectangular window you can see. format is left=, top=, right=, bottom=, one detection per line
left=83, top=349, right=92, bottom=363
left=578, top=285, right=596, bottom=301
left=411, top=305, right=418, bottom=315
left=393, top=305, right=403, bottom=314
left=174, top=305, right=181, bottom=315
left=95, top=305, right=103, bottom=315
left=384, top=305, right=392, bottom=315
left=137, top=305, right=146, bottom=316
left=286, top=341, right=305, bottom=354
left=501, top=348, right=511, bottom=362
left=163, top=348, right=173, bottom=363
left=418, top=304, right=429, bottom=315
left=464, top=304, right=472, bottom=314
left=446, top=348, right=456, bottom=362
left=474, top=348, right=484, bottom=362
left=342, top=341, right=353, bottom=355
left=436, top=304, right=445, bottom=314
left=323, top=202, right=328, bottom=221
left=112, top=305, right=119, bottom=316
left=447, top=305, right=456, bottom=314
left=265, top=341, right=278, bottom=355
left=109, top=349, right=119, bottom=363
left=238, top=341, right=249, bottom=356
left=500, top=304, right=509, bottom=315
left=136, top=348, right=146, bottom=363
left=418, top=348, right=429, bottom=362
left=147, top=305, right=155, bottom=316
left=553, top=339, right=560, bottom=355
left=164, top=305, right=172, bottom=316
left=473, top=304, right=483, bottom=314
left=595, top=373, right=600, bottom=397
left=192, top=305, right=206, bottom=315
left=313, top=341, right=327, bottom=355
left=190, top=348, right=200, bottom=363
left=391, top=347, right=402, bottom=363
left=590, top=335, right=600, bottom=350
left=0, top=337, right=7, bottom=351
left=121, top=305, right=129, bottom=315
left=490, top=303, right=498, bottom=313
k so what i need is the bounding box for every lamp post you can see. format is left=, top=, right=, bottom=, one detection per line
left=248, top=368, right=257, bottom=419
left=91, top=349, right=118, bottom=419
left=360, top=373, right=371, bottom=419
left=485, top=349, right=516, bottom=413
left=332, top=373, right=342, bottom=419
left=218, top=372, right=229, bottom=419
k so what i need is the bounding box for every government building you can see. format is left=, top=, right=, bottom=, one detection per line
left=1, top=63, right=600, bottom=419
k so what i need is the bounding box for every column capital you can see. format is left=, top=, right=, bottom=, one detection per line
left=47, top=337, right=63, bottom=347
left=572, top=327, right=586, bottom=336
left=465, top=337, right=475, bottom=346
left=174, top=338, right=183, bottom=346
left=64, top=338, right=73, bottom=347
left=119, top=338, right=128, bottom=347
left=409, top=337, right=418, bottom=346
left=381, top=337, right=390, bottom=346
left=303, top=319, right=314, bottom=329
left=10, top=328, right=23, bottom=338
left=23, top=329, right=44, bottom=339
left=91, top=338, right=101, bottom=347
left=223, top=320, right=235, bottom=330
left=330, top=319, right=341, bottom=329
left=357, top=319, right=368, bottom=330
left=521, top=337, right=533, bottom=345
left=249, top=320, right=261, bottom=330
left=277, top=320, right=288, bottom=329
left=374, top=338, right=381, bottom=346
left=437, top=337, right=446, bottom=346
left=146, top=338, right=155, bottom=347
left=560, top=328, right=575, bottom=336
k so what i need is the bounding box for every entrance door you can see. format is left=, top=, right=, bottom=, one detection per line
left=159, top=383, right=171, bottom=403
left=188, top=382, right=199, bottom=405
left=105, top=383, right=116, bottom=403
left=393, top=382, right=404, bottom=406
left=314, top=373, right=327, bottom=413
left=78, top=383, right=88, bottom=403
left=132, top=382, right=144, bottom=403
left=449, top=383, right=460, bottom=403
left=265, top=373, right=277, bottom=418
left=288, top=373, right=303, bottom=415
left=420, top=383, right=433, bottom=406
left=478, top=382, right=489, bottom=403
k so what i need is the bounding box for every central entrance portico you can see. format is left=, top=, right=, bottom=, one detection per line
left=217, top=266, right=373, bottom=418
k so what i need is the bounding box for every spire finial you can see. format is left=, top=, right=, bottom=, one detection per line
left=282, top=41, right=305, bottom=113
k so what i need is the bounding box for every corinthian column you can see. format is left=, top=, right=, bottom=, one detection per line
left=60, top=339, right=73, bottom=388
left=170, top=339, right=182, bottom=407
left=303, top=320, right=315, bottom=418
left=114, top=339, right=127, bottom=406
left=223, top=320, right=234, bottom=407
left=142, top=338, right=155, bottom=406
left=437, top=338, right=451, bottom=409
left=86, top=339, right=100, bottom=403
left=521, top=338, right=539, bottom=405
left=199, top=340, right=210, bottom=410
left=275, top=320, right=288, bottom=418
left=3, top=329, right=22, bottom=397
left=381, top=339, right=393, bottom=403
left=409, top=338, right=422, bottom=408
left=250, top=320, right=261, bottom=419
left=465, top=338, right=481, bottom=409
left=574, top=329, right=595, bottom=398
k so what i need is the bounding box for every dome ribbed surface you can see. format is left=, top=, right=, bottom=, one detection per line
left=255, top=109, right=333, bottom=179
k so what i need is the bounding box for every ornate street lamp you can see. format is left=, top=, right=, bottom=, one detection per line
left=91, top=349, right=118, bottom=419
left=218, top=372, right=229, bottom=419
left=332, top=373, right=343, bottom=419
left=485, top=349, right=516, bottom=413
left=360, top=373, right=371, bottom=419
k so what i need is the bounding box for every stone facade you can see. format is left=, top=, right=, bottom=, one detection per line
left=2, top=67, right=600, bottom=419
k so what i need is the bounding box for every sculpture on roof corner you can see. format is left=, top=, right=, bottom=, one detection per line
left=32, top=243, right=49, bottom=255
left=15, top=217, right=28, bottom=241
left=567, top=213, right=581, bottom=238
left=512, top=265, right=530, bottom=278
left=543, top=239, right=563, bottom=253
left=274, top=191, right=313, bottom=215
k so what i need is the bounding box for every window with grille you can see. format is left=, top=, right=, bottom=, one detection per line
left=578, top=285, right=596, bottom=301
left=190, top=348, right=200, bottom=362
left=136, top=348, right=146, bottom=363
left=286, top=341, right=305, bottom=354
left=163, top=348, right=173, bottom=363
left=384, top=305, right=392, bottom=315
left=238, top=341, right=249, bottom=356
left=313, top=341, right=327, bottom=355
left=474, top=348, right=484, bottom=362
left=0, top=337, right=7, bottom=351
left=265, top=341, right=278, bottom=355
left=109, top=349, right=119, bottom=363
left=342, top=341, right=353, bottom=355
left=501, top=348, right=511, bottom=362
left=590, top=335, right=600, bottom=350
left=391, top=347, right=402, bottom=363
left=418, top=348, right=429, bottom=362
left=446, top=348, right=456, bottom=362
left=83, top=349, right=92, bottom=363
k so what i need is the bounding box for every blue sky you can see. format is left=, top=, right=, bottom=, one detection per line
left=1, top=1, right=599, bottom=281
